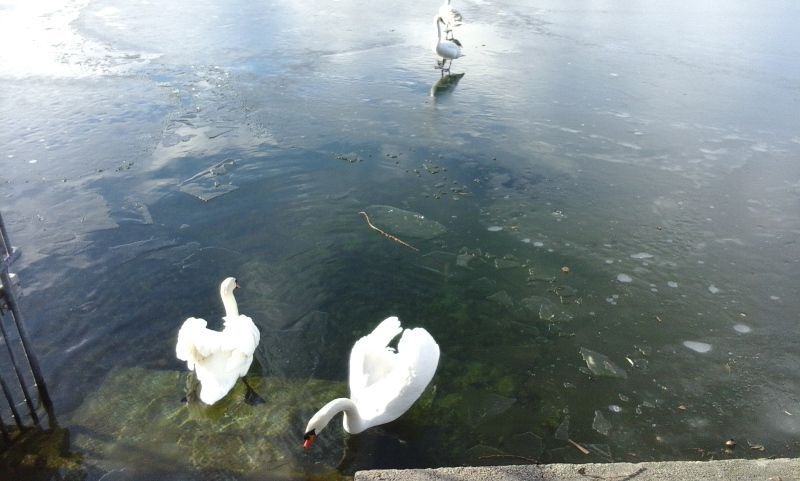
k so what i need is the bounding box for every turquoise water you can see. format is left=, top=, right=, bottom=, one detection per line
left=2, top=0, right=799, bottom=478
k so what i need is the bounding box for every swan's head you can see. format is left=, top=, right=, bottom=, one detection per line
left=303, top=398, right=348, bottom=449
left=220, top=277, right=240, bottom=295
left=302, top=428, right=316, bottom=449
left=302, top=408, right=331, bottom=449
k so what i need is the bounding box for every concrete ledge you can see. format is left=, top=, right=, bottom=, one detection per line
left=355, top=458, right=799, bottom=481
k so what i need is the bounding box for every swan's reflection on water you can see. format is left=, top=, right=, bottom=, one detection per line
left=430, top=72, right=465, bottom=98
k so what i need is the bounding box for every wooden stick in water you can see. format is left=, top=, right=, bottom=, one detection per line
left=568, top=438, right=591, bottom=454
left=358, top=211, right=419, bottom=252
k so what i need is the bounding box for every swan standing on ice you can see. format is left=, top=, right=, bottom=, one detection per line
left=176, top=277, right=263, bottom=405
left=302, top=316, right=440, bottom=448
left=432, top=14, right=465, bottom=73
left=438, top=0, right=463, bottom=40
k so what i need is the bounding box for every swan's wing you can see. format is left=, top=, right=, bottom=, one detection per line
left=394, top=327, right=440, bottom=400
left=349, top=317, right=403, bottom=394
left=220, top=315, right=260, bottom=352
left=436, top=40, right=464, bottom=60
left=438, top=5, right=464, bottom=27
left=176, top=317, right=224, bottom=369
left=351, top=326, right=440, bottom=426
left=221, top=315, right=260, bottom=376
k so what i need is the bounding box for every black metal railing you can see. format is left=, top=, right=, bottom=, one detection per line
left=0, top=211, right=55, bottom=453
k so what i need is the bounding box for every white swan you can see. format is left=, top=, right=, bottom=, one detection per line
left=438, top=0, right=463, bottom=40
left=303, top=316, right=440, bottom=448
left=175, top=277, right=261, bottom=405
left=432, top=14, right=464, bottom=73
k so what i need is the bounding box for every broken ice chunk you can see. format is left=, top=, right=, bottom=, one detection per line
left=179, top=158, right=239, bottom=201
left=554, top=417, right=570, bottom=440
left=592, top=410, right=612, bottom=435
left=580, top=348, right=627, bottom=379
left=683, top=341, right=711, bottom=353
left=521, top=296, right=573, bottom=322
left=362, top=205, right=446, bottom=239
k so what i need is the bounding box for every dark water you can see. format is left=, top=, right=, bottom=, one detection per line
left=1, top=0, right=799, bottom=478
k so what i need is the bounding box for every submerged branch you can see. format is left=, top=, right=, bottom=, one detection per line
left=358, top=211, right=419, bottom=252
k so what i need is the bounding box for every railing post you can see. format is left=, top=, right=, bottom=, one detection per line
left=0, top=211, right=57, bottom=432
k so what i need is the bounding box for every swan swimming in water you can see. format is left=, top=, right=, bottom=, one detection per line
left=303, top=316, right=440, bottom=448
left=432, top=14, right=464, bottom=73
left=438, top=0, right=464, bottom=40
left=176, top=277, right=262, bottom=405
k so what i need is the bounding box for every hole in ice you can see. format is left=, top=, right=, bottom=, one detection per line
left=733, top=324, right=751, bottom=333
left=683, top=341, right=712, bottom=353
left=617, top=273, right=632, bottom=283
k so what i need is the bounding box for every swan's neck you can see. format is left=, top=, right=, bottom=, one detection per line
left=435, top=18, right=443, bottom=42
left=307, top=398, right=367, bottom=434
left=220, top=288, right=239, bottom=318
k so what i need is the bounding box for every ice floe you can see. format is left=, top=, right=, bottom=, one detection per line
left=683, top=341, right=712, bottom=353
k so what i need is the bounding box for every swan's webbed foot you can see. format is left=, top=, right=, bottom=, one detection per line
left=242, top=376, right=265, bottom=406
left=440, top=59, right=452, bottom=74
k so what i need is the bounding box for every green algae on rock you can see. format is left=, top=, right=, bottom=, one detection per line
left=68, top=366, right=347, bottom=475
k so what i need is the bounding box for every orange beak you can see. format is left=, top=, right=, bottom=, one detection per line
left=303, top=432, right=315, bottom=450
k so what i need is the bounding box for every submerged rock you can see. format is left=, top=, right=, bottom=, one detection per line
left=487, top=291, right=514, bottom=307
left=68, top=366, right=347, bottom=475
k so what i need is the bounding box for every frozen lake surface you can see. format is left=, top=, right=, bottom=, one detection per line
left=1, top=0, right=799, bottom=478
